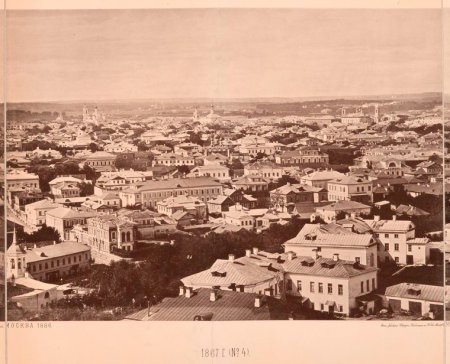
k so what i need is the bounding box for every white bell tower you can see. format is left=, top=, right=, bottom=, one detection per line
left=6, top=228, right=27, bottom=281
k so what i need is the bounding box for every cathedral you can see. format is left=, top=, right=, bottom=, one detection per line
left=83, top=105, right=105, bottom=125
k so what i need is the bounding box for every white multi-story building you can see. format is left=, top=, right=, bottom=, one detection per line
left=283, top=252, right=378, bottom=316
left=284, top=223, right=378, bottom=268
left=120, top=177, right=223, bottom=207
left=299, top=170, right=345, bottom=189
left=327, top=176, right=373, bottom=204
left=25, top=199, right=61, bottom=229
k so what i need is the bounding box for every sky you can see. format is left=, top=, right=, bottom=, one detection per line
left=6, top=8, right=444, bottom=102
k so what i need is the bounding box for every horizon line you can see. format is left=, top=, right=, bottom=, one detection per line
left=5, top=91, right=444, bottom=105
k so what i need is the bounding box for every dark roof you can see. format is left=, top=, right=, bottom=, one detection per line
left=124, top=289, right=273, bottom=321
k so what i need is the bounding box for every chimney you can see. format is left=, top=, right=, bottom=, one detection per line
left=392, top=215, right=397, bottom=221
left=252, top=247, right=259, bottom=255
left=287, top=252, right=295, bottom=261
left=254, top=296, right=262, bottom=308
left=315, top=251, right=321, bottom=260
left=228, top=254, right=235, bottom=262
left=350, top=212, right=356, bottom=219
left=245, top=249, right=251, bottom=257
left=345, top=213, right=350, bottom=219
left=185, top=287, right=193, bottom=298
left=374, top=215, right=380, bottom=222
left=333, top=253, right=339, bottom=261
left=210, top=291, right=217, bottom=302
left=179, top=286, right=185, bottom=296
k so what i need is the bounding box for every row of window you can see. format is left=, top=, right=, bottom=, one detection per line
left=376, top=233, right=400, bottom=238
left=360, top=278, right=376, bottom=293
left=141, top=188, right=221, bottom=199
left=288, top=280, right=344, bottom=295
left=29, top=253, right=89, bottom=273
left=384, top=243, right=400, bottom=251
left=89, top=160, right=114, bottom=166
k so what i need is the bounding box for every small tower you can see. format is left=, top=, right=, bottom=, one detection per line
left=6, top=227, right=27, bottom=281
left=341, top=108, right=346, bottom=116
left=374, top=104, right=379, bottom=123
left=82, top=105, right=89, bottom=123
left=193, top=108, right=198, bottom=122
left=92, top=106, right=100, bottom=125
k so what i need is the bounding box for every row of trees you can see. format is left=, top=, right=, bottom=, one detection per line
left=27, top=161, right=99, bottom=192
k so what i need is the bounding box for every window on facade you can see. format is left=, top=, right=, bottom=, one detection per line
left=395, top=257, right=399, bottom=263
left=408, top=245, right=412, bottom=252
left=287, top=279, right=292, bottom=291
left=68, top=257, right=71, bottom=264
left=310, top=282, right=315, bottom=293
left=45, top=263, right=48, bottom=269
left=385, top=243, right=389, bottom=251
left=39, top=263, right=42, bottom=270
left=394, top=244, right=399, bottom=251
left=328, top=283, right=332, bottom=294
left=318, top=283, right=323, bottom=293
left=297, top=280, right=302, bottom=292
left=360, top=282, right=364, bottom=293
left=339, top=305, right=343, bottom=312
left=394, top=234, right=399, bottom=238
left=338, top=285, right=343, bottom=295
left=320, top=304, right=324, bottom=311
left=355, top=257, right=360, bottom=263
left=372, top=278, right=376, bottom=290
left=51, top=261, right=54, bottom=268
left=366, top=280, right=370, bottom=291
left=384, top=234, right=389, bottom=238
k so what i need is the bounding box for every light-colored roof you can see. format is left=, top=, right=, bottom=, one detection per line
left=181, top=258, right=279, bottom=287
left=46, top=207, right=97, bottom=219
left=385, top=283, right=447, bottom=303
left=26, top=242, right=91, bottom=263
left=49, top=176, right=83, bottom=186
left=25, top=199, right=61, bottom=210
left=282, top=256, right=377, bottom=278
left=123, top=177, right=221, bottom=193
left=329, top=176, right=370, bottom=185
left=285, top=223, right=375, bottom=248
left=363, top=219, right=415, bottom=232
left=301, top=170, right=344, bottom=181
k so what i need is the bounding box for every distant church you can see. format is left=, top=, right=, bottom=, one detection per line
left=83, top=105, right=105, bottom=125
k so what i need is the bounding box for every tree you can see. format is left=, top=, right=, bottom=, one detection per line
left=177, top=165, right=191, bottom=175
left=17, top=225, right=61, bottom=243
left=89, top=143, right=100, bottom=153
left=79, top=182, right=94, bottom=197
